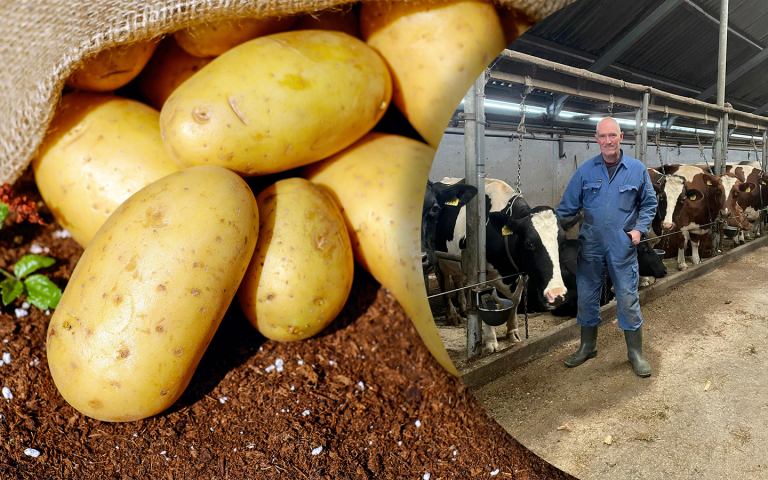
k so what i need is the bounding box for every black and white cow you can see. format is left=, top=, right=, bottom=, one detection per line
left=422, top=180, right=477, bottom=275
left=433, top=177, right=521, bottom=325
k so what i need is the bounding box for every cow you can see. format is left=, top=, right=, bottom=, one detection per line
left=725, top=165, right=767, bottom=239
left=719, top=172, right=757, bottom=245
left=432, top=177, right=520, bottom=326
left=484, top=203, right=570, bottom=352
left=649, top=165, right=730, bottom=270
left=421, top=180, right=477, bottom=275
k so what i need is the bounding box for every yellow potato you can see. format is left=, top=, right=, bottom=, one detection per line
left=32, top=93, right=180, bottom=248
left=304, top=133, right=458, bottom=377
left=238, top=178, right=354, bottom=342
left=174, top=16, right=297, bottom=57
left=160, top=30, right=392, bottom=176
left=46, top=166, right=259, bottom=422
left=137, top=38, right=214, bottom=110
left=360, top=0, right=506, bottom=148
left=293, top=9, right=361, bottom=38
left=66, top=39, right=160, bottom=92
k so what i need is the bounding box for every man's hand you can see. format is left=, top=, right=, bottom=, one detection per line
left=626, top=230, right=642, bottom=245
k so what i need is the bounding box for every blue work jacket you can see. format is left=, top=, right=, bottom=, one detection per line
left=555, top=150, right=657, bottom=237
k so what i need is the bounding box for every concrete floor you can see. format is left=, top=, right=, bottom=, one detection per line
left=473, top=245, right=768, bottom=480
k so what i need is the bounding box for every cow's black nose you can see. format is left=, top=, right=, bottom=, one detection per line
left=421, top=252, right=428, bottom=264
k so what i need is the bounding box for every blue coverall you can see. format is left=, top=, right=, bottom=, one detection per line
left=555, top=150, right=658, bottom=331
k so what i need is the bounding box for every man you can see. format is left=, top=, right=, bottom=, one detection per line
left=555, top=117, right=658, bottom=377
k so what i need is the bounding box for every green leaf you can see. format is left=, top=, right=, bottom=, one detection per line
left=23, top=275, right=62, bottom=310
left=0, top=279, right=23, bottom=306
left=0, top=203, right=8, bottom=229
left=13, top=255, right=56, bottom=279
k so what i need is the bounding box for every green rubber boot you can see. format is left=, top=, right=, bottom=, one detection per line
left=625, top=326, right=651, bottom=377
left=564, top=326, right=598, bottom=368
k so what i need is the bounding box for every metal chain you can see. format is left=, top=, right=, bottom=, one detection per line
left=655, top=131, right=664, bottom=169
left=751, top=137, right=760, bottom=164
left=696, top=132, right=710, bottom=168
left=516, top=86, right=534, bottom=194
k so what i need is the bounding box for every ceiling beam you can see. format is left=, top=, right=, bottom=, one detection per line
left=550, top=0, right=685, bottom=115
left=696, top=47, right=768, bottom=101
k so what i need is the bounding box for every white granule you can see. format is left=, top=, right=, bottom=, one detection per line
left=290, top=386, right=295, bottom=391
left=45, top=310, right=50, bottom=315
left=133, top=433, right=138, bottom=437
left=210, top=427, right=214, bottom=432
left=191, top=446, right=195, bottom=450
left=281, top=409, right=285, bottom=413
left=453, top=450, right=458, bottom=456
left=329, top=360, right=336, bottom=366
left=311, top=446, right=323, bottom=455
left=29, top=245, right=43, bottom=254
left=24, top=448, right=40, bottom=458
left=297, top=360, right=304, bottom=365
left=219, top=397, right=228, bottom=404
left=21, top=302, right=29, bottom=309
left=423, top=474, right=431, bottom=480
left=369, top=440, right=373, bottom=445
left=14, top=309, right=28, bottom=318
left=265, top=365, right=275, bottom=373
left=357, top=381, right=365, bottom=391
left=2, top=339, right=7, bottom=343
left=398, top=441, right=402, bottom=446
left=52, top=230, right=71, bottom=238
left=2, top=353, right=10, bottom=364
left=490, top=469, right=500, bottom=476
left=160, top=451, right=167, bottom=455
left=415, top=420, right=422, bottom=428
left=116, top=446, right=119, bottom=449
left=275, top=359, right=284, bottom=373
left=2, top=387, right=12, bottom=400
left=44, top=247, right=49, bottom=253
left=302, top=410, right=310, bottom=417
left=259, top=346, right=263, bottom=351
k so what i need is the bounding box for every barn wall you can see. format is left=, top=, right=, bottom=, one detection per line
left=431, top=132, right=761, bottom=209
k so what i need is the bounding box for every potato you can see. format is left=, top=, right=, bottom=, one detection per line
left=160, top=30, right=392, bottom=176
left=238, top=178, right=353, bottom=342
left=304, top=133, right=458, bottom=377
left=137, top=38, right=214, bottom=110
left=46, top=165, right=259, bottom=422
left=293, top=9, right=361, bottom=38
left=32, top=93, right=180, bottom=248
left=360, top=0, right=506, bottom=148
left=174, top=16, right=297, bottom=58
left=66, top=39, right=160, bottom=92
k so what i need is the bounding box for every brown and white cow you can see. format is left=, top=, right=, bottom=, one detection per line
left=650, top=165, right=729, bottom=270
left=719, top=171, right=756, bottom=245
left=725, top=165, right=767, bottom=238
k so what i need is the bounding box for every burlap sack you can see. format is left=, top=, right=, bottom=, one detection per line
left=0, top=0, right=574, bottom=186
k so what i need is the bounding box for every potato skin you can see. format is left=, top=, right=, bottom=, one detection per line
left=137, top=38, right=214, bottom=110
left=174, top=16, right=296, bottom=58
left=67, top=39, right=160, bottom=92
left=160, top=30, right=392, bottom=176
left=304, top=133, right=458, bottom=377
left=32, top=93, right=180, bottom=248
left=238, top=178, right=353, bottom=342
left=46, top=166, right=259, bottom=422
left=360, top=0, right=506, bottom=148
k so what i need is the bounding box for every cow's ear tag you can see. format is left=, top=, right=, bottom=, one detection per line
left=761, top=180, right=767, bottom=185
left=746, top=187, right=752, bottom=192
left=502, top=225, right=514, bottom=236
left=706, top=181, right=713, bottom=186
left=444, top=197, right=460, bottom=206
left=688, top=193, right=698, bottom=201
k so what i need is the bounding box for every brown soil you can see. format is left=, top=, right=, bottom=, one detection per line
left=0, top=173, right=573, bottom=479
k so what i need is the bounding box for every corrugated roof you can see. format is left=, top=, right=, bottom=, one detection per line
left=514, top=0, right=768, bottom=117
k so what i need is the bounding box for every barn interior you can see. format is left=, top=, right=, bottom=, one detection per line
left=427, top=1, right=768, bottom=478
left=426, top=1, right=768, bottom=478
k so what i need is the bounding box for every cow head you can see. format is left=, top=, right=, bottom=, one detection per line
left=488, top=206, right=568, bottom=310
left=648, top=168, right=667, bottom=235
left=722, top=175, right=754, bottom=230
left=700, top=173, right=728, bottom=220
left=421, top=180, right=477, bottom=274
left=660, top=174, right=686, bottom=232
left=636, top=241, right=667, bottom=279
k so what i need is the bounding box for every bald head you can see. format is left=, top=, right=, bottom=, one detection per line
left=595, top=117, right=622, bottom=135
left=595, top=117, right=624, bottom=162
